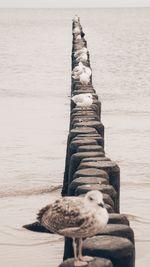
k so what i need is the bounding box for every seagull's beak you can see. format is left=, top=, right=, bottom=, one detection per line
left=98, top=203, right=104, bottom=208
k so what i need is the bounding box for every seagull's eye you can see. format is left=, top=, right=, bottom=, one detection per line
left=89, top=197, right=93, bottom=201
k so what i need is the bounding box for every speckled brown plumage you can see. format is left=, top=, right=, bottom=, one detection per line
left=37, top=196, right=96, bottom=237
left=37, top=191, right=109, bottom=241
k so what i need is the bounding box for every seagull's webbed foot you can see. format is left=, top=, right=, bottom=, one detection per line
left=79, top=256, right=94, bottom=262
left=74, top=259, right=88, bottom=266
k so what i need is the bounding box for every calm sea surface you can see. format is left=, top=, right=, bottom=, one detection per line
left=0, top=8, right=150, bottom=267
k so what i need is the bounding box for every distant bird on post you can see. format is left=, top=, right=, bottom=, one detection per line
left=37, top=191, right=108, bottom=267
left=73, top=27, right=81, bottom=35
left=79, top=71, right=90, bottom=85
left=73, top=15, right=80, bottom=23
left=71, top=93, right=93, bottom=107
left=75, top=34, right=82, bottom=40
left=72, top=62, right=91, bottom=83
left=76, top=53, right=88, bottom=63
left=74, top=47, right=88, bottom=58
left=72, top=62, right=84, bottom=79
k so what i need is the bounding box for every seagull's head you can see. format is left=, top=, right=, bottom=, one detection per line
left=85, top=94, right=93, bottom=101
left=73, top=15, right=80, bottom=23
left=84, top=190, right=105, bottom=210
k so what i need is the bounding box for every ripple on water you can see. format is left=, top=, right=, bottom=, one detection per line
left=0, top=189, right=64, bottom=267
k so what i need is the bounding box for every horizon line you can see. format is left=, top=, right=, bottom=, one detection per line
left=0, top=6, right=150, bottom=8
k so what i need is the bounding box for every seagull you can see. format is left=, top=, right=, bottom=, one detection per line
left=37, top=191, right=108, bottom=267
left=79, top=71, right=90, bottom=85
left=73, top=15, right=80, bottom=23
left=75, top=34, right=82, bottom=40
left=73, top=43, right=84, bottom=51
left=71, top=93, right=93, bottom=107
left=72, top=62, right=84, bottom=79
left=72, top=65, right=91, bottom=84
left=72, top=62, right=91, bottom=82
left=76, top=53, right=88, bottom=63
left=79, top=65, right=91, bottom=85
left=73, top=27, right=81, bottom=35
left=83, top=66, right=92, bottom=77
left=74, top=47, right=88, bottom=58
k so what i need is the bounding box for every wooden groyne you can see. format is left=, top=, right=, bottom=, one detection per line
left=60, top=17, right=135, bottom=267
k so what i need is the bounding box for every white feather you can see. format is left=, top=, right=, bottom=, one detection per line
left=71, top=93, right=93, bottom=107
left=73, top=27, right=81, bottom=34
left=79, top=72, right=90, bottom=85
left=74, top=47, right=88, bottom=58
left=76, top=53, right=88, bottom=63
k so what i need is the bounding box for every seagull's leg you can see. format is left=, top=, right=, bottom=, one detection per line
left=78, top=238, right=94, bottom=262
left=72, top=237, right=78, bottom=260
left=73, top=238, right=88, bottom=267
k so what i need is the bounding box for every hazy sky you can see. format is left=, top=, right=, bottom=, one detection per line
left=0, top=0, right=150, bottom=8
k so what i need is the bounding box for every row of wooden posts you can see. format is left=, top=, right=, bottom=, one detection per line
left=59, top=18, right=135, bottom=267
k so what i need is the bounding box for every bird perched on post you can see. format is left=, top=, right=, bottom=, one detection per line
left=79, top=70, right=90, bottom=85
left=71, top=93, right=93, bottom=107
left=75, top=34, right=82, bottom=40
left=37, top=190, right=108, bottom=266
left=73, top=15, right=80, bottom=23
left=72, top=62, right=92, bottom=83
left=74, top=47, right=88, bottom=58
left=76, top=53, right=88, bottom=63
left=73, top=26, right=81, bottom=35
left=72, top=62, right=84, bottom=79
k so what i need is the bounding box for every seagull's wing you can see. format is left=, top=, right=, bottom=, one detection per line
left=37, top=197, right=86, bottom=234
left=85, top=67, right=92, bottom=76
left=71, top=94, right=84, bottom=104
